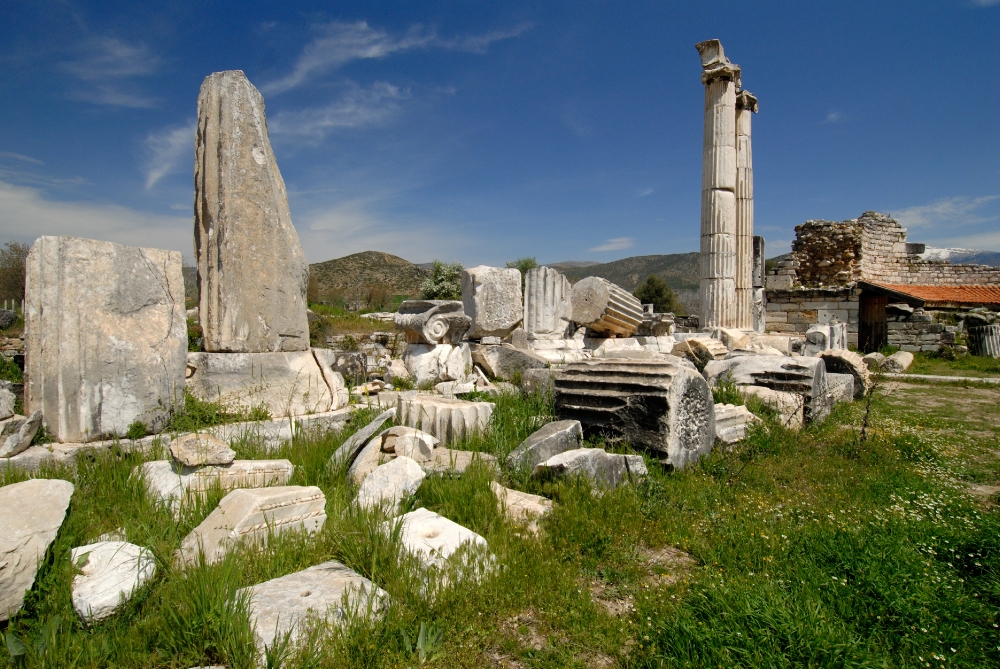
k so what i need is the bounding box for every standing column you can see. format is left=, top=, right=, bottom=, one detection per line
left=735, top=90, right=759, bottom=330
left=696, top=40, right=741, bottom=330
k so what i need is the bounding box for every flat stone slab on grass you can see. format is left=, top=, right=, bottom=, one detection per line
left=170, top=433, right=235, bottom=467
left=533, top=448, right=646, bottom=489
left=392, top=507, right=491, bottom=572
left=490, top=482, right=552, bottom=535
left=177, top=486, right=326, bottom=566
left=355, top=457, right=426, bottom=511
left=70, top=541, right=156, bottom=622
left=422, top=448, right=498, bottom=477
left=138, top=459, right=295, bottom=514
left=239, top=560, right=388, bottom=653
left=506, top=420, right=582, bottom=469
left=0, top=478, right=74, bottom=622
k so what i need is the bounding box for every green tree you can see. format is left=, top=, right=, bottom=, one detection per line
left=420, top=260, right=464, bottom=300
left=633, top=274, right=684, bottom=315
left=0, top=240, right=30, bottom=304
left=505, top=256, right=538, bottom=290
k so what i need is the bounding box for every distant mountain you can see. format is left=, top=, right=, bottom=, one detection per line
left=310, top=251, right=429, bottom=296
left=921, top=247, right=1000, bottom=266
left=556, top=253, right=700, bottom=291
left=547, top=260, right=601, bottom=271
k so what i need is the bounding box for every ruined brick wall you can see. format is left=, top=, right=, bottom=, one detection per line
left=887, top=308, right=959, bottom=352
left=790, top=220, right=863, bottom=286
left=764, top=286, right=859, bottom=347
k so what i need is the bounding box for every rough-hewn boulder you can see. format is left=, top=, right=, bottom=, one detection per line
left=195, top=70, right=310, bottom=353
left=506, top=420, right=582, bottom=469
left=571, top=277, right=643, bottom=338
left=0, top=479, right=74, bottom=622
left=169, top=433, right=235, bottom=467
left=704, top=355, right=831, bottom=424
left=462, top=266, right=523, bottom=339
left=177, top=486, right=326, bottom=566
left=0, top=411, right=42, bottom=458
left=554, top=359, right=715, bottom=469
left=25, top=236, right=187, bottom=442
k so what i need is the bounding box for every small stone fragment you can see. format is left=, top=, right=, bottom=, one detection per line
left=882, top=350, right=914, bottom=373
left=385, top=359, right=410, bottom=386
left=506, top=420, right=582, bottom=469
left=70, top=541, right=156, bottom=622
left=862, top=352, right=885, bottom=370
left=470, top=344, right=548, bottom=380
left=0, top=411, right=42, bottom=459
left=138, top=459, right=296, bottom=514
left=490, top=482, right=552, bottom=535
left=0, top=479, right=74, bottom=622
left=0, top=388, right=14, bottom=421
left=713, top=404, right=762, bottom=444
left=329, top=408, right=396, bottom=469
left=355, top=457, right=426, bottom=511
left=533, top=448, right=646, bottom=489
left=741, top=386, right=804, bottom=429
left=239, top=561, right=388, bottom=653
left=422, top=448, right=498, bottom=477
left=392, top=507, right=492, bottom=572
left=177, top=486, right=326, bottom=566
left=169, top=433, right=236, bottom=467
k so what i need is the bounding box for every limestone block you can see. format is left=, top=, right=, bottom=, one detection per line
left=394, top=300, right=470, bottom=345
left=70, top=541, right=156, bottom=622
left=506, top=420, right=583, bottom=469
left=403, top=343, right=473, bottom=387
left=0, top=479, right=74, bottom=622
left=178, top=486, right=326, bottom=566
left=712, top=328, right=751, bottom=351
left=766, top=275, right=794, bottom=290
left=523, top=267, right=573, bottom=340
left=883, top=351, right=914, bottom=373
left=819, top=349, right=870, bottom=399
left=863, top=352, right=885, bottom=370
left=138, top=459, right=295, bottom=513
left=239, top=561, right=388, bottom=653
left=422, top=448, right=498, bottom=477
left=186, top=349, right=345, bottom=419
left=533, top=448, right=647, bottom=489
left=385, top=359, right=411, bottom=386
left=0, top=388, right=13, bottom=420
left=328, top=408, right=395, bottom=469
left=704, top=355, right=830, bottom=424
left=393, top=507, right=491, bottom=571
left=397, top=395, right=494, bottom=444
left=470, top=343, right=547, bottom=380
left=347, top=425, right=437, bottom=485
left=741, top=386, right=803, bottom=429
left=0, top=410, right=42, bottom=459
left=827, top=373, right=855, bottom=405
left=462, top=266, right=523, bottom=339
left=749, top=334, right=794, bottom=354
left=25, top=236, right=187, bottom=443
left=554, top=359, right=714, bottom=469
left=519, top=368, right=557, bottom=396
left=490, top=482, right=552, bottom=536
left=713, top=404, right=761, bottom=444
left=310, top=348, right=351, bottom=404
left=170, top=433, right=236, bottom=467
left=355, top=457, right=426, bottom=511
left=195, top=70, right=309, bottom=353
left=570, top=277, right=643, bottom=337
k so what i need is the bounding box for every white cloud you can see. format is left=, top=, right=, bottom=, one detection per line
left=892, top=195, right=1000, bottom=229
left=269, top=82, right=409, bottom=140
left=972, top=0, right=1000, bottom=6
left=263, top=21, right=531, bottom=94
left=824, top=110, right=843, bottom=124
left=59, top=37, right=160, bottom=107
left=589, top=237, right=634, bottom=253
left=920, top=229, right=1000, bottom=252
left=0, top=151, right=43, bottom=166
left=0, top=179, right=190, bottom=254
left=145, top=120, right=196, bottom=189
left=298, top=197, right=470, bottom=263
left=638, top=188, right=654, bottom=197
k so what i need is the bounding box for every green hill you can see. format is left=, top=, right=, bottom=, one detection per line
left=310, top=251, right=429, bottom=296
left=558, top=252, right=700, bottom=291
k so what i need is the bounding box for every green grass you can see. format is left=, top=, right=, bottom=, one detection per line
left=908, top=351, right=1000, bottom=378
left=2, top=386, right=999, bottom=668
left=163, top=391, right=271, bottom=433
left=0, top=354, right=22, bottom=383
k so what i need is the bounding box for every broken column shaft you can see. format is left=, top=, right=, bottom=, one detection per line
left=735, top=90, right=758, bottom=330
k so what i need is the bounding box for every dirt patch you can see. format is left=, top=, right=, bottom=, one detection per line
left=640, top=545, right=697, bottom=586
left=966, top=482, right=1000, bottom=499
left=488, top=652, right=527, bottom=669
left=500, top=609, right=548, bottom=651
left=576, top=650, right=615, bottom=668
left=588, top=579, right=636, bottom=617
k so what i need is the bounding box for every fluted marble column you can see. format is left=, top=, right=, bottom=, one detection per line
left=735, top=90, right=759, bottom=330
left=696, top=40, right=741, bottom=329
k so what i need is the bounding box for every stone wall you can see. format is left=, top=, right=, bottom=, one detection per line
left=887, top=308, right=959, bottom=353
left=790, top=221, right=863, bottom=287
left=763, top=287, right=859, bottom=347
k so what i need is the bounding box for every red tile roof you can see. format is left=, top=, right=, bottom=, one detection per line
left=875, top=283, right=1000, bottom=308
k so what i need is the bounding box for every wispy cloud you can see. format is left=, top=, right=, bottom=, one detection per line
left=892, top=195, right=1000, bottom=229
left=144, top=120, right=196, bottom=189
left=589, top=237, right=634, bottom=253
left=638, top=188, right=654, bottom=197
left=0, top=151, right=43, bottom=166
left=60, top=37, right=160, bottom=107
left=824, top=110, right=844, bottom=124
left=269, top=82, right=409, bottom=140
left=972, top=0, right=1000, bottom=6
left=263, top=21, right=531, bottom=94
left=0, top=179, right=189, bottom=252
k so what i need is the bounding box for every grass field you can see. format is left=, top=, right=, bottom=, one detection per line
left=2, top=380, right=999, bottom=668
left=907, top=352, right=1000, bottom=378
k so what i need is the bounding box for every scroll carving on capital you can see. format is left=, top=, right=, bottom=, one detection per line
left=394, top=300, right=471, bottom=345
left=695, top=39, right=741, bottom=85
left=736, top=90, right=759, bottom=113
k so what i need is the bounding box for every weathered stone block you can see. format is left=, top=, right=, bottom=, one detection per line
left=396, top=395, right=493, bottom=444
left=138, top=459, right=295, bottom=513
left=533, top=448, right=647, bottom=489
left=462, top=266, right=523, bottom=339
left=403, top=343, right=472, bottom=386
left=70, top=541, right=156, bottom=622
left=195, top=71, right=310, bottom=353
left=470, top=343, right=547, bottom=380
left=704, top=355, right=830, bottom=424
left=25, top=236, right=187, bottom=443
left=355, top=456, right=426, bottom=511
left=490, top=482, right=552, bottom=535
left=714, top=403, right=761, bottom=443
left=506, top=419, right=583, bottom=469
left=524, top=267, right=573, bottom=340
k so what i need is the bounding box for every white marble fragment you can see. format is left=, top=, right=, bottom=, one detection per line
left=71, top=541, right=156, bottom=622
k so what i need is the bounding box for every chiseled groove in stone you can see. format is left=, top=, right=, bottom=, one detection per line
left=236, top=509, right=326, bottom=536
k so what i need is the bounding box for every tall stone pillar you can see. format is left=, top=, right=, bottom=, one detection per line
left=735, top=90, right=758, bottom=330
left=752, top=235, right=766, bottom=333
left=696, top=40, right=741, bottom=330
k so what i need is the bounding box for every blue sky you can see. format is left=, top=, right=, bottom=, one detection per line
left=1, top=1, right=998, bottom=266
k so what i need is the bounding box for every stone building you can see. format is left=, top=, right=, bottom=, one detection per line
left=765, top=211, right=1000, bottom=352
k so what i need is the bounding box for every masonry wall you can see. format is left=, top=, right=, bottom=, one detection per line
left=764, top=287, right=859, bottom=347
left=791, top=221, right=863, bottom=286
left=887, top=309, right=959, bottom=353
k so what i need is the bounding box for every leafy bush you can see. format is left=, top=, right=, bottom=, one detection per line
left=0, top=355, right=22, bottom=382
left=419, top=261, right=463, bottom=300
left=124, top=420, right=148, bottom=440
left=633, top=273, right=685, bottom=315
left=505, top=256, right=538, bottom=289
